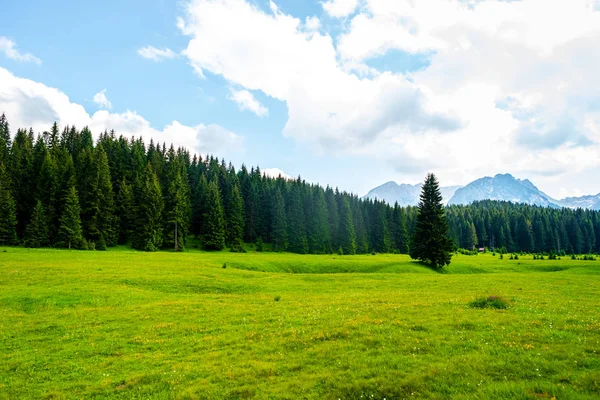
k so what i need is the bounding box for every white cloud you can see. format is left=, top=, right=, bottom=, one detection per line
left=263, top=168, right=291, bottom=179
left=147, top=0, right=600, bottom=198
left=322, top=0, right=359, bottom=18
left=0, top=37, right=41, bottom=64
left=305, top=16, right=321, bottom=31
left=137, top=46, right=178, bottom=61
left=93, top=89, right=112, bottom=109
left=0, top=67, right=243, bottom=156
left=228, top=88, right=269, bottom=117
left=179, top=0, right=456, bottom=154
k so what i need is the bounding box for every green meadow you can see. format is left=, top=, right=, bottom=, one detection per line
left=1, top=248, right=599, bottom=399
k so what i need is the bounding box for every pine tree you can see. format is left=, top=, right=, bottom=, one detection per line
left=0, top=164, right=17, bottom=245
left=307, top=189, right=330, bottom=254
left=0, top=113, right=11, bottom=165
left=203, top=180, right=225, bottom=250
left=271, top=188, right=287, bottom=252
left=228, top=183, right=245, bottom=252
left=339, top=197, right=357, bottom=255
left=26, top=200, right=49, bottom=248
left=131, top=164, right=164, bottom=251
left=164, top=169, right=191, bottom=251
left=116, top=178, right=133, bottom=244
left=410, top=173, right=453, bottom=268
left=57, top=187, right=84, bottom=249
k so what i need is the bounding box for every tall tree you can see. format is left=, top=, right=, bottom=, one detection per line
left=57, top=187, right=84, bottom=249
left=410, top=173, right=453, bottom=268
left=26, top=200, right=49, bottom=248
left=0, top=163, right=17, bottom=245
left=116, top=178, right=134, bottom=244
left=164, top=169, right=191, bottom=251
left=203, top=180, right=226, bottom=250
left=339, top=197, right=357, bottom=255
left=131, top=163, right=164, bottom=251
left=228, top=183, right=245, bottom=252
left=271, top=188, right=287, bottom=252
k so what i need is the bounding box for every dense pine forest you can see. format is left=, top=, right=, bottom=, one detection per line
left=0, top=114, right=599, bottom=255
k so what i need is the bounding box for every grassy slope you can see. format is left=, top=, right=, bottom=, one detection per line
left=0, top=248, right=599, bottom=399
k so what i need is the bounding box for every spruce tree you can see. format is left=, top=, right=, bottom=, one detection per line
left=271, top=188, right=287, bottom=252
left=26, top=200, right=49, bottom=248
left=116, top=178, right=133, bottom=244
left=0, top=164, right=17, bottom=245
left=307, top=189, right=330, bottom=254
left=228, top=183, right=245, bottom=252
left=203, top=180, right=226, bottom=250
left=339, top=197, right=357, bottom=255
left=164, top=169, right=191, bottom=251
left=410, top=173, right=453, bottom=268
left=131, top=163, right=164, bottom=251
left=57, top=187, right=84, bottom=249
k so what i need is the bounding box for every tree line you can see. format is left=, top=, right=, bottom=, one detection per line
left=0, top=114, right=599, bottom=255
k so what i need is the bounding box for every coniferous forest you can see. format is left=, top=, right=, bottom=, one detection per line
left=1, top=114, right=600, bottom=255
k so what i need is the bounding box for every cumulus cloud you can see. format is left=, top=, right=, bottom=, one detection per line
left=179, top=0, right=457, bottom=152
left=0, top=67, right=243, bottom=156
left=137, top=45, right=178, bottom=61
left=228, top=88, right=269, bottom=117
left=322, top=0, right=359, bottom=18
left=175, top=0, right=600, bottom=198
left=0, top=37, right=41, bottom=64
left=93, top=89, right=112, bottom=109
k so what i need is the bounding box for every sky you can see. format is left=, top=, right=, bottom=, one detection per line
left=2, top=0, right=600, bottom=199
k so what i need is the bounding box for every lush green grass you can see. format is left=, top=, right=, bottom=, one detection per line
left=1, top=248, right=599, bottom=399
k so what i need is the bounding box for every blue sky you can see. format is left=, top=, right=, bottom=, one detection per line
left=2, top=0, right=600, bottom=198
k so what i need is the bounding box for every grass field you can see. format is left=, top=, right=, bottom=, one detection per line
left=1, top=248, right=599, bottom=399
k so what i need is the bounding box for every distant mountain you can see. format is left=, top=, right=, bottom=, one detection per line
left=448, top=173, right=561, bottom=208
left=363, top=181, right=461, bottom=206
left=559, top=194, right=600, bottom=210
left=364, top=173, right=600, bottom=210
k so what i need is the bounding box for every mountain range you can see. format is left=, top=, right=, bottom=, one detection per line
left=363, top=173, right=600, bottom=210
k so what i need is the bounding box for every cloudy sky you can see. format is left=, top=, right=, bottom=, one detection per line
left=2, top=0, right=600, bottom=198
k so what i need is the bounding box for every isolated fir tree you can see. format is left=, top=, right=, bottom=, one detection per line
left=339, top=197, right=357, bottom=255
left=410, top=173, right=453, bottom=268
left=26, top=200, right=49, bottom=248
left=131, top=163, right=164, bottom=251
left=0, top=164, right=17, bottom=245
left=57, top=187, right=84, bottom=249
left=203, top=180, right=226, bottom=250
left=228, top=183, right=245, bottom=252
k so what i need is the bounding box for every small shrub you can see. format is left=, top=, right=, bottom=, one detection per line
left=514, top=254, right=519, bottom=260
left=500, top=253, right=503, bottom=259
left=571, top=254, right=577, bottom=260
left=222, top=263, right=227, bottom=269
left=371, top=251, right=376, bottom=256
left=338, top=246, right=344, bottom=256
left=255, top=238, right=264, bottom=252
left=469, top=295, right=510, bottom=310
left=274, top=295, right=281, bottom=302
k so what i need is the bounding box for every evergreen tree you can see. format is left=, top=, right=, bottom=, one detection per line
left=339, top=197, right=357, bottom=255
left=410, top=173, right=453, bottom=268
left=131, top=164, right=164, bottom=251
left=26, top=200, right=49, bottom=248
left=164, top=169, right=191, bottom=251
left=116, top=178, right=133, bottom=244
left=271, top=188, right=287, bottom=251
left=0, top=164, right=17, bottom=245
left=57, top=187, right=84, bottom=249
left=228, top=183, right=245, bottom=252
left=203, top=180, right=225, bottom=250
left=307, top=189, right=330, bottom=254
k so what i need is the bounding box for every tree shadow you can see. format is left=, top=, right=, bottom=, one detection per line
left=412, top=260, right=449, bottom=274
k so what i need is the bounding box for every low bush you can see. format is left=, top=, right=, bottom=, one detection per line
left=469, top=295, right=510, bottom=310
